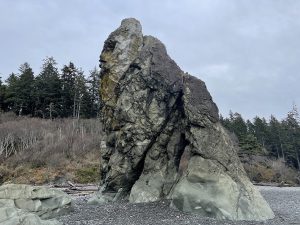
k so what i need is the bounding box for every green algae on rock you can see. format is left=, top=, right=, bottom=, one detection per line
left=91, top=18, right=275, bottom=221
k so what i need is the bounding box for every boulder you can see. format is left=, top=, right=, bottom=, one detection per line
left=0, top=207, right=62, bottom=225
left=0, top=184, right=71, bottom=224
left=92, top=18, right=275, bottom=221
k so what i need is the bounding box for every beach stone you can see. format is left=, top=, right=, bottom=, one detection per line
left=0, top=207, right=62, bottom=225
left=0, top=184, right=71, bottom=224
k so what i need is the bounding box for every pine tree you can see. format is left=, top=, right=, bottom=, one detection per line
left=17, top=63, right=35, bottom=115
left=221, top=109, right=300, bottom=170
left=227, top=112, right=247, bottom=139
left=253, top=117, right=268, bottom=147
left=5, top=73, right=19, bottom=113
left=72, top=69, right=87, bottom=119
left=268, top=115, right=285, bottom=159
left=61, top=62, right=78, bottom=117
left=221, top=111, right=262, bottom=155
left=86, top=67, right=100, bottom=118
left=80, top=86, right=94, bottom=118
left=239, top=134, right=264, bottom=155
left=246, top=120, right=255, bottom=135
left=282, top=105, right=300, bottom=169
left=34, top=57, right=62, bottom=118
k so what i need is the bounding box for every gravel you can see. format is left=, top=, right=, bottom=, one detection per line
left=58, top=186, right=300, bottom=225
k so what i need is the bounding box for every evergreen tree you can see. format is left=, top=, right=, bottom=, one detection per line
left=281, top=105, right=300, bottom=169
left=253, top=117, right=268, bottom=147
left=61, top=62, right=78, bottom=117
left=86, top=67, right=100, bottom=118
left=5, top=73, right=19, bottom=113
left=80, top=85, right=94, bottom=118
left=227, top=112, right=247, bottom=139
left=60, top=63, right=95, bottom=118
left=246, top=119, right=255, bottom=135
left=220, top=114, right=231, bottom=131
left=35, top=57, right=62, bottom=118
left=17, top=63, right=35, bottom=115
left=221, top=111, right=262, bottom=155
left=239, top=134, right=264, bottom=155
left=268, top=115, right=285, bottom=159
left=0, top=77, right=8, bottom=111
left=72, top=69, right=87, bottom=119
left=2, top=57, right=101, bottom=119
left=221, top=108, right=300, bottom=169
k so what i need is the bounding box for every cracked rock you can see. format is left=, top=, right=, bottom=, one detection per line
left=91, top=18, right=275, bottom=221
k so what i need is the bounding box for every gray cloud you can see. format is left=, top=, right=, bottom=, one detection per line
left=1, top=0, right=299, bottom=119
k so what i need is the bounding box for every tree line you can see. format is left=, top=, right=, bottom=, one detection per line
left=0, top=57, right=100, bottom=119
left=221, top=106, right=300, bottom=170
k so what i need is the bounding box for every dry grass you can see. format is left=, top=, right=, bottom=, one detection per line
left=243, top=156, right=300, bottom=185
left=1, top=112, right=299, bottom=186
left=0, top=113, right=103, bottom=184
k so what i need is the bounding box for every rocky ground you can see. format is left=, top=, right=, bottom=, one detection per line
left=58, top=186, right=300, bottom=225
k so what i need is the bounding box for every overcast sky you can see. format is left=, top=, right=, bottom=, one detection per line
left=1, top=0, right=299, bottom=120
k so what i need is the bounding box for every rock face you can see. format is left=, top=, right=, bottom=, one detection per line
left=0, top=184, right=71, bottom=225
left=94, top=18, right=275, bottom=221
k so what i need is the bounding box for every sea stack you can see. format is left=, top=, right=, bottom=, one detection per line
left=92, top=18, right=274, bottom=221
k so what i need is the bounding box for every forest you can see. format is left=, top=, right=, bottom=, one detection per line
left=221, top=108, right=300, bottom=171
left=0, top=57, right=100, bottom=119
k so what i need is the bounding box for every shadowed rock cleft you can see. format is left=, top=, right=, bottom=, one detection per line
left=89, top=18, right=275, bottom=221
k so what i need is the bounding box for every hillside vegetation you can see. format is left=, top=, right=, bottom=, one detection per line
left=0, top=113, right=103, bottom=184
left=221, top=107, right=300, bottom=185
left=0, top=111, right=299, bottom=186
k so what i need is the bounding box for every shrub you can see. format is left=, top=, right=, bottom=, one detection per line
left=0, top=117, right=103, bottom=164
left=75, top=166, right=100, bottom=184
left=0, top=117, right=103, bottom=184
left=242, top=156, right=300, bottom=185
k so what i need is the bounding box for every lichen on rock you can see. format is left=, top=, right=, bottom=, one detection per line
left=92, top=18, right=275, bottom=221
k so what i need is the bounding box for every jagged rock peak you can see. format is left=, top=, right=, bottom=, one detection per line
left=91, top=18, right=275, bottom=221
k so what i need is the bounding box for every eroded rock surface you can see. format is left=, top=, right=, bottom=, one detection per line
left=92, top=18, right=275, bottom=221
left=0, top=184, right=71, bottom=225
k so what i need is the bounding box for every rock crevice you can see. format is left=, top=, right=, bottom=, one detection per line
left=91, top=18, right=275, bottom=221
